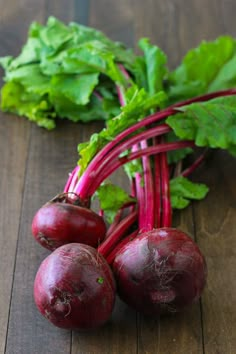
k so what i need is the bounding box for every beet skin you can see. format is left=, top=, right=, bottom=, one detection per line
left=34, top=243, right=116, bottom=330
left=113, top=228, right=207, bottom=315
left=32, top=201, right=106, bottom=251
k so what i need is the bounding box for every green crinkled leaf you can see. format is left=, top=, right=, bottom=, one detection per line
left=39, top=16, right=74, bottom=50
left=102, top=97, right=121, bottom=119
left=170, top=176, right=209, bottom=209
left=167, top=95, right=236, bottom=156
left=77, top=133, right=108, bottom=173
left=133, top=56, right=148, bottom=91
left=50, top=73, right=99, bottom=105
left=138, top=38, right=168, bottom=94
left=5, top=64, right=50, bottom=95
left=0, top=56, right=13, bottom=70
left=40, top=41, right=126, bottom=83
left=169, top=36, right=236, bottom=102
left=95, top=183, right=136, bottom=223
left=50, top=91, right=109, bottom=123
left=0, top=16, right=135, bottom=128
left=1, top=81, right=56, bottom=129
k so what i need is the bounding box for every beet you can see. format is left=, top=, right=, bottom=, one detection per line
left=34, top=243, right=116, bottom=330
left=32, top=198, right=106, bottom=251
left=113, top=228, right=207, bottom=315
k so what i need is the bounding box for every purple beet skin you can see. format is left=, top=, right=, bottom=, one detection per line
left=32, top=200, right=106, bottom=251
left=34, top=243, right=116, bottom=330
left=113, top=228, right=207, bottom=315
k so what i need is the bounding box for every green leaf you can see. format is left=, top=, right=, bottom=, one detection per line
left=0, top=56, right=13, bottom=70
left=170, top=176, right=209, bottom=209
left=0, top=16, right=135, bottom=127
left=138, top=38, right=168, bottom=94
left=39, top=16, right=74, bottom=50
left=50, top=92, right=108, bottom=123
left=167, top=95, right=236, bottom=156
left=169, top=36, right=236, bottom=102
left=78, top=133, right=108, bottom=173
left=95, top=183, right=136, bottom=223
left=132, top=57, right=148, bottom=91
left=1, top=81, right=56, bottom=129
left=50, top=73, right=99, bottom=105
left=5, top=64, right=50, bottom=95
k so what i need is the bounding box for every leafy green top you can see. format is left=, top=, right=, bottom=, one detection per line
left=0, top=16, right=134, bottom=128
left=2, top=18, right=236, bottom=220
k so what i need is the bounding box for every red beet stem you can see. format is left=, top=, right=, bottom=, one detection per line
left=86, top=141, right=195, bottom=196
left=63, top=166, right=80, bottom=193
left=153, top=137, right=162, bottom=228
left=67, top=89, right=236, bottom=202
left=75, top=124, right=171, bottom=198
left=98, top=210, right=138, bottom=258
left=106, top=229, right=139, bottom=265
left=132, top=143, right=146, bottom=231
left=140, top=139, right=155, bottom=232
left=181, top=149, right=209, bottom=177
left=106, top=209, right=123, bottom=238
left=159, top=137, right=172, bottom=227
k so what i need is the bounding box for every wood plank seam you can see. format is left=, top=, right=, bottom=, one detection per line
left=4, top=125, right=32, bottom=354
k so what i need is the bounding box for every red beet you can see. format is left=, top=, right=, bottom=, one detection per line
left=113, top=228, right=207, bottom=315
left=34, top=243, right=116, bottom=330
left=32, top=197, right=106, bottom=251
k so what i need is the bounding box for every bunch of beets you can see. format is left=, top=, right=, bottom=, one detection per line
left=31, top=88, right=232, bottom=331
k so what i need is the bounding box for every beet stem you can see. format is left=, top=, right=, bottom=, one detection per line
left=140, top=139, right=155, bottom=231
left=75, top=124, right=171, bottom=198
left=105, top=229, right=139, bottom=265
left=159, top=137, right=172, bottom=227
left=71, top=89, right=236, bottom=201
left=86, top=141, right=195, bottom=196
left=132, top=143, right=146, bottom=231
left=181, top=149, right=209, bottom=177
left=63, top=166, right=80, bottom=193
left=153, top=137, right=162, bottom=228
left=106, top=209, right=123, bottom=238
left=98, top=210, right=137, bottom=258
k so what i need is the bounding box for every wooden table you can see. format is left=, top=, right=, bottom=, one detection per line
left=0, top=1, right=236, bottom=353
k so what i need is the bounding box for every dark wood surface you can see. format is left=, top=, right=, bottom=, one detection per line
left=0, top=1, right=236, bottom=353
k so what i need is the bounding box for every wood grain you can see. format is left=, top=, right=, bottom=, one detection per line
left=0, top=115, right=30, bottom=354
left=193, top=151, right=236, bottom=354
left=90, top=0, right=134, bottom=47
left=5, top=121, right=82, bottom=354
left=0, top=1, right=44, bottom=352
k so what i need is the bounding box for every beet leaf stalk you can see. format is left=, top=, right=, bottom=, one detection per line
left=69, top=88, right=236, bottom=205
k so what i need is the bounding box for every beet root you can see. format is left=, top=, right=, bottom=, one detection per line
left=32, top=198, right=106, bottom=251
left=113, top=228, right=207, bottom=315
left=34, top=243, right=116, bottom=330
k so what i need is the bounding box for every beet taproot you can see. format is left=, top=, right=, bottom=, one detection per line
left=32, top=197, right=106, bottom=251
left=113, top=228, right=207, bottom=315
left=34, top=243, right=116, bottom=330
